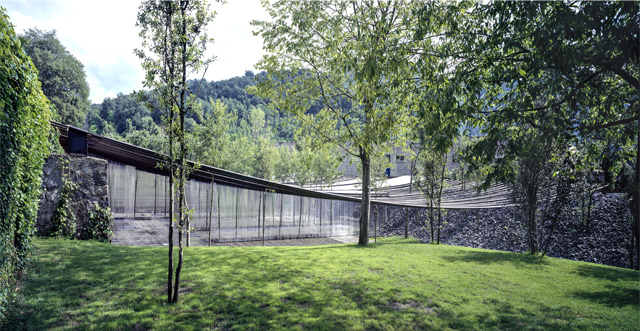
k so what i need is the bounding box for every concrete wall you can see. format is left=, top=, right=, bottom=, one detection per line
left=37, top=155, right=109, bottom=236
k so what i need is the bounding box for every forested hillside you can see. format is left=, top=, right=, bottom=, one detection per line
left=85, top=71, right=343, bottom=186
left=87, top=71, right=293, bottom=142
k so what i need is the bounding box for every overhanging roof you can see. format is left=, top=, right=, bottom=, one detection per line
left=52, top=122, right=513, bottom=209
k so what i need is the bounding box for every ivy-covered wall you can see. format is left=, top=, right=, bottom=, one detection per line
left=37, top=155, right=109, bottom=237
left=1, top=6, right=55, bottom=321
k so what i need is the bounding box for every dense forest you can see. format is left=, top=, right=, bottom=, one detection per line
left=88, top=71, right=285, bottom=140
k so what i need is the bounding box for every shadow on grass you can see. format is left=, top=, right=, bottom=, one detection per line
left=572, top=264, right=639, bottom=282
left=570, top=264, right=640, bottom=309
left=440, top=249, right=549, bottom=270
left=5, top=239, right=636, bottom=330
left=572, top=287, right=639, bottom=308
left=6, top=242, right=167, bottom=331
left=440, top=299, right=581, bottom=331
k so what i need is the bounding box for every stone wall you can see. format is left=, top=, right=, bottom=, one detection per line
left=37, top=155, right=109, bottom=236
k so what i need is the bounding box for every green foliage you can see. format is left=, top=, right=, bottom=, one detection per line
left=88, top=93, right=151, bottom=135
left=414, top=148, right=448, bottom=244
left=418, top=1, right=638, bottom=190
left=48, top=173, right=77, bottom=239
left=310, top=145, right=343, bottom=189
left=83, top=70, right=340, bottom=184
left=253, top=137, right=278, bottom=180
left=20, top=28, right=90, bottom=127
left=5, top=238, right=640, bottom=330
left=414, top=1, right=638, bottom=263
left=191, top=99, right=235, bottom=167
left=136, top=0, right=218, bottom=303
left=188, top=97, right=344, bottom=186
left=449, top=135, right=484, bottom=190
left=253, top=0, right=425, bottom=245
left=510, top=128, right=558, bottom=254
left=47, top=158, right=79, bottom=239
left=0, top=7, right=53, bottom=321
left=355, top=149, right=393, bottom=193
left=80, top=203, right=113, bottom=243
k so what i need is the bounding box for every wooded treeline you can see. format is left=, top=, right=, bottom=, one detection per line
left=81, top=72, right=343, bottom=186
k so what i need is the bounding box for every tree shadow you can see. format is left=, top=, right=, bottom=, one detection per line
left=6, top=240, right=638, bottom=330
left=570, top=264, right=640, bottom=308
left=572, top=287, right=639, bottom=309
left=440, top=299, right=580, bottom=331
left=440, top=249, right=550, bottom=270
left=571, top=264, right=639, bottom=282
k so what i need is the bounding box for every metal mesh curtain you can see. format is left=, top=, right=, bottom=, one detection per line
left=108, top=161, right=360, bottom=246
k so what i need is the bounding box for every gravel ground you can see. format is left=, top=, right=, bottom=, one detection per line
left=370, top=193, right=636, bottom=269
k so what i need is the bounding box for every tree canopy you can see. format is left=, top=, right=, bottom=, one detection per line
left=21, top=28, right=91, bottom=127
left=415, top=1, right=638, bottom=258
left=253, top=0, right=425, bottom=245
left=418, top=1, right=638, bottom=188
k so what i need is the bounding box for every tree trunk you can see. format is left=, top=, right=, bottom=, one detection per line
left=235, top=187, right=239, bottom=240
left=319, top=199, right=322, bottom=236
left=528, top=189, right=539, bottom=254
left=404, top=207, right=408, bottom=239
left=436, top=154, right=446, bottom=244
left=165, top=4, right=175, bottom=303
left=409, top=158, right=415, bottom=193
left=217, top=185, right=221, bottom=242
left=358, top=149, right=371, bottom=245
left=374, top=204, right=378, bottom=243
left=209, top=176, right=214, bottom=246
left=634, top=109, right=639, bottom=270
left=173, top=1, right=189, bottom=303
left=541, top=200, right=562, bottom=258
left=279, top=193, right=283, bottom=239
left=258, top=190, right=262, bottom=238
left=262, top=191, right=266, bottom=246
left=185, top=198, right=190, bottom=247
left=429, top=181, right=434, bottom=243
left=429, top=201, right=434, bottom=243
left=436, top=209, right=441, bottom=244
left=133, top=172, right=138, bottom=221
left=173, top=179, right=184, bottom=303
left=298, top=196, right=303, bottom=237
left=461, top=161, right=465, bottom=191
left=167, top=151, right=174, bottom=303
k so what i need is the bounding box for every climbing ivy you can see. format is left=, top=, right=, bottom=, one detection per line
left=0, top=7, right=53, bottom=321
left=81, top=203, right=114, bottom=243
left=48, top=158, right=77, bottom=238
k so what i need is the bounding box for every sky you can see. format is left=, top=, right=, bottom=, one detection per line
left=1, top=0, right=270, bottom=104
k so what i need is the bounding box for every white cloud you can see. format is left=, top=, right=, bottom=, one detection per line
left=1, top=0, right=269, bottom=103
left=206, top=0, right=269, bottom=80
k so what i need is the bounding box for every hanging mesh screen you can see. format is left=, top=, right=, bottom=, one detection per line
left=108, top=161, right=360, bottom=246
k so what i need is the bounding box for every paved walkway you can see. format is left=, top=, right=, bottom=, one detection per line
left=112, top=214, right=359, bottom=247
left=208, top=236, right=358, bottom=247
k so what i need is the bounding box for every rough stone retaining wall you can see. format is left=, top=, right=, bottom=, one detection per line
left=37, top=155, right=109, bottom=237
left=370, top=193, right=635, bottom=269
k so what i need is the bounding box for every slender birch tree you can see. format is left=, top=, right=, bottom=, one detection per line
left=135, top=0, right=216, bottom=303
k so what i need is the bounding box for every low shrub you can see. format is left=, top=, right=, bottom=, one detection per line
left=80, top=203, right=113, bottom=243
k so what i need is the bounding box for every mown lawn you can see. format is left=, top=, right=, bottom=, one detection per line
left=4, top=237, right=639, bottom=330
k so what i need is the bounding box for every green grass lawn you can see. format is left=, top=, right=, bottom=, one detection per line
left=5, top=237, right=639, bottom=330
